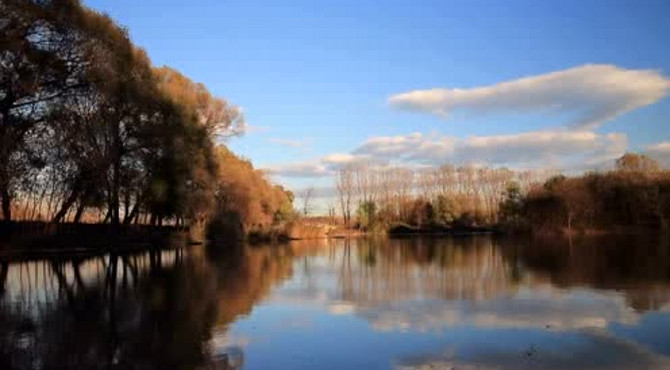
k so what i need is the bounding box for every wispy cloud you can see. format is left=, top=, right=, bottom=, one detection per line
left=458, top=131, right=627, bottom=168
left=389, top=64, right=670, bottom=129
left=245, top=124, right=272, bottom=134
left=268, top=137, right=312, bottom=149
left=353, top=132, right=456, bottom=163
left=647, top=141, right=670, bottom=153
left=646, top=141, right=670, bottom=166
left=263, top=130, right=628, bottom=177
left=322, top=153, right=360, bottom=165
left=264, top=161, right=330, bottom=178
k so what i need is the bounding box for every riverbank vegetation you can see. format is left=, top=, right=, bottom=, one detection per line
left=0, top=0, right=293, bottom=242
left=330, top=153, right=669, bottom=236
left=333, top=162, right=549, bottom=234
left=521, top=153, right=670, bottom=234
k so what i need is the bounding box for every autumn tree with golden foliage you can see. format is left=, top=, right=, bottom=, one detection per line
left=523, top=153, right=670, bottom=233
left=1, top=0, right=291, bottom=238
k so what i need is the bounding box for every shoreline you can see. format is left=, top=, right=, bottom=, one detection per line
left=0, top=221, right=192, bottom=256
left=2, top=220, right=666, bottom=257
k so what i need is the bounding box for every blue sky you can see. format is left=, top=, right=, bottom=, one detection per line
left=85, top=0, right=670, bottom=201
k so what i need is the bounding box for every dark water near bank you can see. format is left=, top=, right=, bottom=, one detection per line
left=2, top=235, right=670, bottom=369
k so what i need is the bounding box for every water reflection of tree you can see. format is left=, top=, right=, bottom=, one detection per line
left=318, top=235, right=670, bottom=313
left=0, top=261, right=7, bottom=297
left=502, top=234, right=670, bottom=311
left=326, top=236, right=519, bottom=305
left=0, top=249, right=210, bottom=369
left=0, top=245, right=296, bottom=370
left=208, top=244, right=295, bottom=326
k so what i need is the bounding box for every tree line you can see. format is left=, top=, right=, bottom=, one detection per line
left=334, top=161, right=551, bottom=230
left=521, top=153, right=670, bottom=233
left=332, top=153, right=669, bottom=234
left=1, top=0, right=292, bottom=231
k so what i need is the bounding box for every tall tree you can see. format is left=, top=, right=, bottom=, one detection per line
left=336, top=166, right=354, bottom=226
left=0, top=0, right=87, bottom=220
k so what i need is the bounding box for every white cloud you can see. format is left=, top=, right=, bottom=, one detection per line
left=264, top=161, right=330, bottom=178
left=389, top=64, right=670, bottom=129
left=264, top=130, right=628, bottom=177
left=354, top=132, right=456, bottom=164
left=457, top=130, right=627, bottom=168
left=269, top=138, right=310, bottom=149
left=244, top=124, right=272, bottom=134
left=265, top=153, right=368, bottom=179
left=646, top=141, right=670, bottom=166
left=322, top=153, right=361, bottom=165
left=647, top=141, right=670, bottom=153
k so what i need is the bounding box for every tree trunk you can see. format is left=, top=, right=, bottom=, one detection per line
left=123, top=191, right=130, bottom=221
left=109, top=119, right=121, bottom=232
left=74, top=202, right=85, bottom=224
left=0, top=261, right=8, bottom=296
left=31, top=186, right=47, bottom=221
left=0, top=98, right=16, bottom=223
left=123, top=200, right=140, bottom=226
left=102, top=207, right=111, bottom=224
left=111, top=159, right=120, bottom=230
left=52, top=186, right=81, bottom=223
left=1, top=186, right=11, bottom=222
left=567, top=212, right=572, bottom=234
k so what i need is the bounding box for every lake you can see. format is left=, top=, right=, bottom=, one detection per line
left=1, top=235, right=670, bottom=369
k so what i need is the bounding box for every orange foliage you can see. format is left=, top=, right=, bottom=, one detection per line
left=213, top=146, right=292, bottom=228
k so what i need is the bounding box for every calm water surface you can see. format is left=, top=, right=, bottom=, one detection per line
left=1, top=235, right=670, bottom=369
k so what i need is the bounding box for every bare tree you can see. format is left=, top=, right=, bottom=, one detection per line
left=327, top=203, right=336, bottom=225
left=436, top=165, right=456, bottom=197
left=392, top=167, right=414, bottom=222
left=336, top=166, right=354, bottom=226
left=299, top=187, right=315, bottom=216
left=417, top=168, right=438, bottom=200
left=353, top=161, right=379, bottom=207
